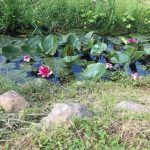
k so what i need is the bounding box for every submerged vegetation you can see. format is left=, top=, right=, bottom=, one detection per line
left=0, top=0, right=150, bottom=34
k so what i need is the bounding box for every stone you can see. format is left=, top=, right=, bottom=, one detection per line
left=114, top=101, right=150, bottom=113
left=0, top=90, right=30, bottom=113
left=41, top=103, right=93, bottom=128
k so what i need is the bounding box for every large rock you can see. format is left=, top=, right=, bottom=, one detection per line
left=115, top=101, right=150, bottom=113
left=0, top=90, right=30, bottom=113
left=41, top=103, right=93, bottom=128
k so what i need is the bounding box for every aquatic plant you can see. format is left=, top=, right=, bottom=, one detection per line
left=1, top=32, right=150, bottom=81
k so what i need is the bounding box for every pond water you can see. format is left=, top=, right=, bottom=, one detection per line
left=0, top=34, right=149, bottom=84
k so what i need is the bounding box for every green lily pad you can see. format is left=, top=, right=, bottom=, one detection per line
left=21, top=45, right=43, bottom=58
left=63, top=55, right=80, bottom=65
left=90, top=43, right=107, bottom=56
left=44, top=57, right=71, bottom=77
left=41, top=35, right=58, bottom=55
left=2, top=46, right=22, bottom=60
left=81, top=63, right=106, bottom=80
left=111, top=52, right=130, bottom=64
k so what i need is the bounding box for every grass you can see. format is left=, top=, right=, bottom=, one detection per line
left=0, top=0, right=150, bottom=34
left=0, top=75, right=150, bottom=149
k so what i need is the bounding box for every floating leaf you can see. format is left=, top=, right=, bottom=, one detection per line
left=60, top=33, right=81, bottom=50
left=44, top=57, right=71, bottom=77
left=81, top=31, right=94, bottom=44
left=90, top=43, right=107, bottom=56
left=2, top=46, right=22, bottom=60
left=144, top=48, right=150, bottom=55
left=21, top=45, right=43, bottom=58
left=81, top=63, right=106, bottom=80
left=63, top=55, right=80, bottom=65
left=111, top=52, right=130, bottom=64
left=41, top=35, right=58, bottom=55
left=131, top=51, right=144, bottom=62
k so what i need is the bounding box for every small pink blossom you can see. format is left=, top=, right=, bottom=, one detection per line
left=106, top=63, right=113, bottom=69
left=23, top=55, right=31, bottom=62
left=38, top=65, right=53, bottom=78
left=131, top=73, right=141, bottom=80
left=127, top=38, right=138, bottom=43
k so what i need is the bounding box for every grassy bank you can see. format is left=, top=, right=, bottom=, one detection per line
left=0, top=75, right=150, bottom=149
left=0, top=0, right=150, bottom=34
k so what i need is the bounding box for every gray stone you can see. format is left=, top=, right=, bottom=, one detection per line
left=0, top=90, right=30, bottom=113
left=41, top=103, right=93, bottom=128
left=115, top=101, right=150, bottom=113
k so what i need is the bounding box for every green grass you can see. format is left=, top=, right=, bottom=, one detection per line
left=0, top=0, right=150, bottom=34
left=0, top=75, right=150, bottom=149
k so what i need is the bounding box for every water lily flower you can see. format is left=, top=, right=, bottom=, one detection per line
left=38, top=66, right=53, bottom=78
left=131, top=73, right=141, bottom=80
left=127, top=38, right=138, bottom=43
left=106, top=63, right=113, bottom=69
left=23, top=55, right=31, bottom=62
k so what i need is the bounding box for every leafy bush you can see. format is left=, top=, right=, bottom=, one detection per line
left=0, top=0, right=150, bottom=34
left=0, top=0, right=35, bottom=32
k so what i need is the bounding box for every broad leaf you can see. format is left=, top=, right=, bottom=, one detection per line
left=90, top=43, right=107, bottom=55
left=131, top=51, right=144, bottom=62
left=41, top=35, right=58, bottom=55
left=63, top=55, right=80, bottom=65
left=21, top=45, right=43, bottom=58
left=62, top=45, right=74, bottom=57
left=44, top=57, right=71, bottom=77
left=111, top=52, right=130, bottom=64
left=80, top=31, right=94, bottom=44
left=2, top=46, right=22, bottom=60
left=81, top=63, right=106, bottom=80
left=60, top=33, right=81, bottom=50
left=144, top=48, right=150, bottom=55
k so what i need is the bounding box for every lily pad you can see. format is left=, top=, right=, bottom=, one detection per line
left=81, top=63, right=106, bottom=80
left=63, top=55, right=80, bottom=65
left=41, top=35, right=58, bottom=55
left=90, top=43, right=107, bottom=56
left=2, top=46, right=22, bottom=60
left=111, top=52, right=130, bottom=64
left=44, top=57, right=71, bottom=77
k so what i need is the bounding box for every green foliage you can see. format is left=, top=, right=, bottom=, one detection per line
left=90, top=43, right=107, bottom=56
left=81, top=63, right=106, bottom=80
left=0, top=0, right=150, bottom=34
left=144, top=47, right=150, bottom=55
left=0, top=0, right=35, bottom=32
left=2, top=46, right=22, bottom=60
left=63, top=55, right=80, bottom=65
left=34, top=118, right=125, bottom=149
left=21, top=45, right=42, bottom=58
left=41, top=35, right=58, bottom=55
left=1, top=32, right=150, bottom=81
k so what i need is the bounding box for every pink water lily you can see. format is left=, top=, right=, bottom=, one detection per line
left=106, top=63, right=113, bottom=69
left=127, top=38, right=138, bottom=43
left=23, top=55, right=31, bottom=62
left=131, top=73, right=141, bottom=80
left=38, top=66, right=53, bottom=78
